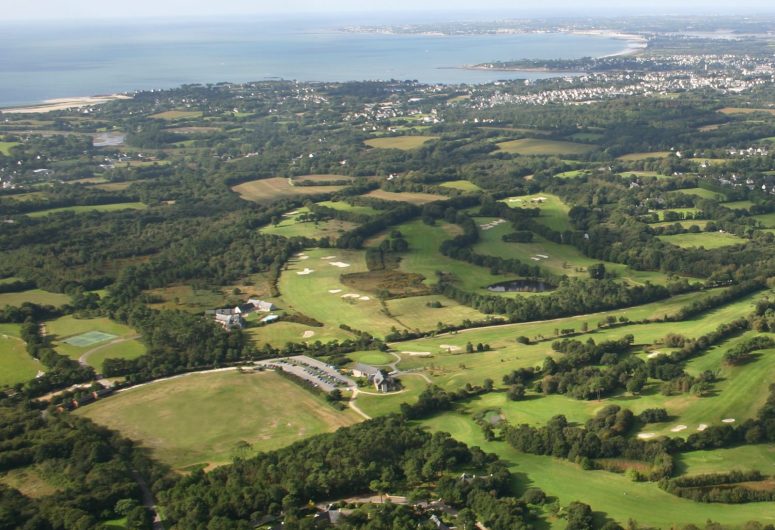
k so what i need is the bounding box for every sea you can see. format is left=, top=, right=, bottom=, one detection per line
left=0, top=15, right=629, bottom=108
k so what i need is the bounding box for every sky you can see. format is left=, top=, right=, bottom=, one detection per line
left=3, top=0, right=775, bottom=21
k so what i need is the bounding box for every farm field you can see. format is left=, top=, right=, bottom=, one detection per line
left=77, top=370, right=361, bottom=470
left=363, top=135, right=437, bottom=150
left=472, top=217, right=675, bottom=286
left=232, top=177, right=346, bottom=203
left=500, top=193, right=572, bottom=231
left=658, top=232, right=746, bottom=249
left=617, top=151, right=672, bottom=161
left=669, top=187, right=726, bottom=201
left=496, top=138, right=596, bottom=156
left=420, top=415, right=775, bottom=528
left=0, top=289, right=70, bottom=307
left=149, top=110, right=203, bottom=120
left=26, top=202, right=147, bottom=217
left=718, top=107, right=775, bottom=116
left=290, top=174, right=353, bottom=184
left=439, top=180, right=482, bottom=192
left=0, top=323, right=40, bottom=387
left=364, top=189, right=445, bottom=204
left=260, top=207, right=358, bottom=239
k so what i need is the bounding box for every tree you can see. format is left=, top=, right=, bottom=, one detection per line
left=565, top=501, right=594, bottom=530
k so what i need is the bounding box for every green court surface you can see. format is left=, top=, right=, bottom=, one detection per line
left=64, top=331, right=118, bottom=347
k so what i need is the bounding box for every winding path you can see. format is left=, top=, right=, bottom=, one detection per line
left=348, top=389, right=372, bottom=420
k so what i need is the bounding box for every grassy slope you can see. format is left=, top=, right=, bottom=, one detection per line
left=77, top=370, right=361, bottom=470
left=0, top=323, right=40, bottom=387
left=0, top=289, right=70, bottom=308
left=658, top=232, right=746, bottom=250
left=500, top=193, right=572, bottom=232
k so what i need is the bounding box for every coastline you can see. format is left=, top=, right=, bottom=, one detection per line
left=459, top=30, right=648, bottom=73
left=0, top=94, right=132, bottom=115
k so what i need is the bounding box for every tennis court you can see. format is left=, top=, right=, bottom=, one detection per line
left=64, top=331, right=118, bottom=347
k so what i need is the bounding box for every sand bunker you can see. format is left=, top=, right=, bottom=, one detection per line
left=330, top=261, right=351, bottom=268
left=637, top=433, right=656, bottom=440
left=297, top=255, right=310, bottom=260
left=321, top=255, right=337, bottom=260
left=439, top=344, right=462, bottom=352
left=670, top=425, right=687, bottom=433
left=402, top=351, right=432, bottom=357
left=341, top=293, right=361, bottom=299
left=297, top=268, right=315, bottom=275
left=328, top=289, right=343, bottom=294
left=283, top=210, right=300, bottom=217
left=302, top=330, right=315, bottom=339
left=359, top=296, right=370, bottom=301
left=480, top=219, right=506, bottom=231
left=697, top=424, right=708, bottom=431
left=722, top=418, right=736, bottom=423
left=294, top=252, right=306, bottom=257
left=647, top=351, right=664, bottom=359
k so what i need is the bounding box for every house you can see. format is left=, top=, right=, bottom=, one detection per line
left=352, top=363, right=397, bottom=393
left=234, top=303, right=254, bottom=315
left=248, top=298, right=276, bottom=312
left=314, top=509, right=344, bottom=527
left=215, top=313, right=244, bottom=330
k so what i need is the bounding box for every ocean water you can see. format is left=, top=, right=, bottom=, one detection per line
left=0, top=16, right=627, bottom=107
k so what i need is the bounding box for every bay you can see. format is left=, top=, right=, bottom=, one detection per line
left=0, top=16, right=628, bottom=107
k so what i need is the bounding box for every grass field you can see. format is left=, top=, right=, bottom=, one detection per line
left=651, top=220, right=711, bottom=229
left=500, top=193, right=572, bottom=232
left=619, top=171, right=672, bottom=179
left=149, top=110, right=204, bottom=120
left=617, top=151, right=672, bottom=161
left=439, top=180, right=482, bottom=192
left=317, top=200, right=380, bottom=217
left=0, top=141, right=20, bottom=156
left=669, top=187, right=726, bottom=201
left=364, top=136, right=437, bottom=150
left=85, top=339, right=147, bottom=373
left=26, top=202, right=147, bottom=217
left=722, top=200, right=755, bottom=210
left=0, top=289, right=70, bottom=308
left=364, top=189, right=445, bottom=204
left=496, top=138, right=596, bottom=157
left=654, top=208, right=702, bottom=221
left=356, top=375, right=428, bottom=418
left=145, top=284, right=230, bottom=313
left=47, top=316, right=139, bottom=360
left=291, top=174, right=354, bottom=184
left=77, top=370, right=361, bottom=470
left=658, top=232, right=746, bottom=249
left=472, top=219, right=674, bottom=286
left=555, top=170, right=588, bottom=179
left=0, top=467, right=58, bottom=498
left=260, top=207, right=358, bottom=239
left=753, top=212, right=775, bottom=228
left=419, top=416, right=775, bottom=528
left=232, top=178, right=346, bottom=203
left=0, top=323, right=40, bottom=387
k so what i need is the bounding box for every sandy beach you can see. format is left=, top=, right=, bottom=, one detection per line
left=0, top=94, right=132, bottom=114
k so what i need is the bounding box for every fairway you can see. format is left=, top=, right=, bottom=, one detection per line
left=658, top=232, right=746, bottom=249
left=247, top=321, right=353, bottom=347
left=26, top=202, right=147, bottom=217
left=77, top=370, right=361, bottom=470
left=421, top=415, right=775, bottom=528
left=678, top=445, right=775, bottom=475
left=232, top=177, right=346, bottom=203
left=0, top=289, right=70, bottom=308
left=364, top=135, right=437, bottom=150
left=496, top=138, right=596, bottom=156
left=500, top=193, right=572, bottom=231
